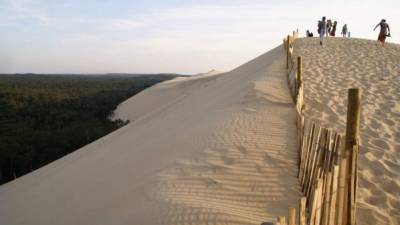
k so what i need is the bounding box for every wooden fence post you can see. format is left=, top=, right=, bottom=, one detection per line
left=286, top=35, right=290, bottom=69
left=343, top=88, right=361, bottom=225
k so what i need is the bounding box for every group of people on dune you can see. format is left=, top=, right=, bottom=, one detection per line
left=310, top=17, right=391, bottom=46
left=307, top=19, right=349, bottom=40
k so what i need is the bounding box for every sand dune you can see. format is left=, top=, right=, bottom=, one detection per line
left=293, top=37, right=400, bottom=225
left=0, top=45, right=300, bottom=225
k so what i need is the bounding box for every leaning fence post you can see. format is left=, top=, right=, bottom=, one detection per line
left=342, top=88, right=361, bottom=225
left=286, top=35, right=290, bottom=69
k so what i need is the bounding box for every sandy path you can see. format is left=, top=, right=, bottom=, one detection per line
left=0, top=46, right=300, bottom=225
left=294, top=37, right=400, bottom=225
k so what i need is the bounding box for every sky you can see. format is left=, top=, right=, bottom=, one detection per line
left=0, top=0, right=399, bottom=74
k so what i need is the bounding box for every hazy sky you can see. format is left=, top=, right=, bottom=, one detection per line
left=1, top=0, right=399, bottom=74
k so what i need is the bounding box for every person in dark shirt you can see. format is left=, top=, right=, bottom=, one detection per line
left=374, top=19, right=391, bottom=45
left=330, top=21, right=338, bottom=36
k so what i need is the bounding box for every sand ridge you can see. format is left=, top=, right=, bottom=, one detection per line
left=0, top=45, right=300, bottom=225
left=294, top=37, right=400, bottom=225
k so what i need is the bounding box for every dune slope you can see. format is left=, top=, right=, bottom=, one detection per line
left=0, top=45, right=300, bottom=225
left=294, top=38, right=400, bottom=225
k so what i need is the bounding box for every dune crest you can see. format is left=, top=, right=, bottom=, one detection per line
left=0, top=46, right=300, bottom=225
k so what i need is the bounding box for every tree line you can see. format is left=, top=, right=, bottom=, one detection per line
left=0, top=74, right=180, bottom=184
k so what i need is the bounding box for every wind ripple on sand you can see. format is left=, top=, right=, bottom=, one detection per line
left=149, top=49, right=300, bottom=225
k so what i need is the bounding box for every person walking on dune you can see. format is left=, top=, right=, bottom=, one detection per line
left=318, top=17, right=327, bottom=45
left=374, top=19, right=391, bottom=45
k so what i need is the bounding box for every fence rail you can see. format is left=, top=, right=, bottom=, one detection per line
left=277, top=32, right=361, bottom=225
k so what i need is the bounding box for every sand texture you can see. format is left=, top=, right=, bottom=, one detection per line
left=0, top=45, right=300, bottom=225
left=294, top=37, right=400, bottom=225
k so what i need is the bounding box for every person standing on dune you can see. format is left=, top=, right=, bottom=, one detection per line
left=326, top=19, right=332, bottom=36
left=374, top=19, right=391, bottom=45
left=318, top=17, right=327, bottom=45
left=341, top=24, right=348, bottom=37
left=330, top=21, right=338, bottom=36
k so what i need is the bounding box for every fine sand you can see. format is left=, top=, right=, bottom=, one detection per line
left=0, top=45, right=300, bottom=225
left=294, top=38, right=400, bottom=225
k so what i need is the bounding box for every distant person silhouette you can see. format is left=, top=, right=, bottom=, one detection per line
left=330, top=21, right=337, bottom=36
left=341, top=24, right=348, bottom=37
left=318, top=17, right=327, bottom=45
left=306, top=30, right=314, bottom=37
left=326, top=19, right=333, bottom=36
left=374, top=19, right=391, bottom=45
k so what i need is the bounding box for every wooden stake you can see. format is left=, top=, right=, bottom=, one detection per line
left=298, top=118, right=308, bottom=178
left=337, top=158, right=347, bottom=225
left=349, top=145, right=359, bottom=225
left=310, top=178, right=323, bottom=225
left=299, top=197, right=307, bottom=225
left=301, top=123, right=316, bottom=186
left=344, top=88, right=361, bottom=148
left=322, top=172, right=333, bottom=225
left=334, top=135, right=343, bottom=165
left=297, top=56, right=303, bottom=93
left=286, top=35, right=290, bottom=69
left=304, top=125, right=321, bottom=195
left=288, top=207, right=296, bottom=225
left=278, top=216, right=287, bottom=225
left=315, top=179, right=324, bottom=225
left=306, top=128, right=325, bottom=199
left=328, top=165, right=340, bottom=225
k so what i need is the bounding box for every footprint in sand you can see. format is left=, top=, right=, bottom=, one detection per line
left=203, top=177, right=219, bottom=187
left=371, top=139, right=390, bottom=150
left=236, top=145, right=248, bottom=155
left=364, top=152, right=376, bottom=162
left=220, top=155, right=235, bottom=165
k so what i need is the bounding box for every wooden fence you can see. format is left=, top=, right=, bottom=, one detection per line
left=277, top=32, right=361, bottom=225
